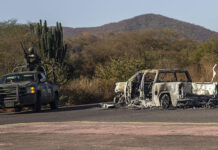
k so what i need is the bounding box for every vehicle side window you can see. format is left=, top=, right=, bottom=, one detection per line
left=158, top=73, right=176, bottom=82
left=176, top=73, right=189, bottom=82
left=22, top=74, right=35, bottom=82
left=133, top=73, right=143, bottom=83
left=144, top=73, right=156, bottom=82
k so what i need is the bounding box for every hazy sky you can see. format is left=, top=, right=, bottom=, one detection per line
left=0, top=0, right=218, bottom=31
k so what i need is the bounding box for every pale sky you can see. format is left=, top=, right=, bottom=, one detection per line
left=0, top=0, right=218, bottom=31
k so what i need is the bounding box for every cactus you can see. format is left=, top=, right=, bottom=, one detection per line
left=30, top=20, right=70, bottom=84
left=33, top=20, right=67, bottom=64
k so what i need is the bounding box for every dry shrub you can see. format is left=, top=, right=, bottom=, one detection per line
left=198, top=54, right=217, bottom=82
left=61, top=77, right=115, bottom=105
left=185, top=64, right=202, bottom=82
left=185, top=63, right=218, bottom=82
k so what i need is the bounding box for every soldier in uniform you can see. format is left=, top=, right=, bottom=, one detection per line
left=24, top=47, right=41, bottom=71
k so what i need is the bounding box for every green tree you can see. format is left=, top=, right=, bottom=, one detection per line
left=95, top=56, right=150, bottom=81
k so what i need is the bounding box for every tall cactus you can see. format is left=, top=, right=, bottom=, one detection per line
left=30, top=20, right=70, bottom=84
left=34, top=20, right=67, bottom=64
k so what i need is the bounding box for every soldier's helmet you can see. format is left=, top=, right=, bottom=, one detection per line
left=28, top=47, right=34, bottom=54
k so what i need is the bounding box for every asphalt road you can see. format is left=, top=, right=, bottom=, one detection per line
left=1, top=105, right=218, bottom=125
left=2, top=105, right=218, bottom=150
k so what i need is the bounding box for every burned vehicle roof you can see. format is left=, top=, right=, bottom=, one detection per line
left=133, top=69, right=192, bottom=82
left=140, top=69, right=188, bottom=73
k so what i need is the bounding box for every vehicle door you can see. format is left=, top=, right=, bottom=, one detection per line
left=37, top=73, right=49, bottom=104
left=128, top=72, right=143, bottom=99
left=142, top=72, right=157, bottom=99
left=40, top=73, right=53, bottom=102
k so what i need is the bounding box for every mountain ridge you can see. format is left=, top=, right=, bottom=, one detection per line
left=63, top=14, right=218, bottom=41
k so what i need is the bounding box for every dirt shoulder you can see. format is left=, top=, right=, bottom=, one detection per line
left=1, top=121, right=218, bottom=136
left=1, top=121, right=218, bottom=150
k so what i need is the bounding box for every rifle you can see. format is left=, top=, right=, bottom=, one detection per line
left=20, top=41, right=29, bottom=63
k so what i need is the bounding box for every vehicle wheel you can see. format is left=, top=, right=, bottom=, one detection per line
left=14, top=106, right=22, bottom=112
left=50, top=93, right=58, bottom=110
left=113, top=95, right=119, bottom=103
left=160, top=94, right=171, bottom=109
left=33, top=93, right=41, bottom=112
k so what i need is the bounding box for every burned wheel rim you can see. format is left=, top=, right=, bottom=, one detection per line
left=160, top=94, right=170, bottom=109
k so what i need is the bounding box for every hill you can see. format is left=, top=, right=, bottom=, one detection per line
left=63, top=14, right=218, bottom=41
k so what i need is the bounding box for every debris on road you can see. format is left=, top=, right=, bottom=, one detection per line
left=101, top=103, right=115, bottom=109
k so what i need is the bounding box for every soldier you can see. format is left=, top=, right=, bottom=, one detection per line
left=24, top=47, right=41, bottom=71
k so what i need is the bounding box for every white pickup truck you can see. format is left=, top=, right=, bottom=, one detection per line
left=114, top=69, right=218, bottom=108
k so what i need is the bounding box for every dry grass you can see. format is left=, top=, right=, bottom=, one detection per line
left=186, top=64, right=218, bottom=82
left=61, top=77, right=115, bottom=105
left=61, top=63, right=218, bottom=105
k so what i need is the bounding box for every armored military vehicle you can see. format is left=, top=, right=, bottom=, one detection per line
left=0, top=44, right=59, bottom=112
left=0, top=71, right=59, bottom=112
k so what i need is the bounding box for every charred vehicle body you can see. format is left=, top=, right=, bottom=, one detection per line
left=114, top=69, right=218, bottom=108
left=0, top=71, right=59, bottom=112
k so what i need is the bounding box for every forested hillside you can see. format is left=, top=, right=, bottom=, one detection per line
left=63, top=14, right=218, bottom=41
left=0, top=20, right=217, bottom=105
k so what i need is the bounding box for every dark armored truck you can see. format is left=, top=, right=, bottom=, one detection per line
left=0, top=71, right=59, bottom=112
left=114, top=69, right=218, bottom=108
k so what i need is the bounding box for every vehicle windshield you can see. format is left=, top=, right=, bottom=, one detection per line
left=3, top=73, right=35, bottom=83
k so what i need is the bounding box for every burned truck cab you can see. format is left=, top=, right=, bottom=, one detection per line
left=114, top=69, right=218, bottom=108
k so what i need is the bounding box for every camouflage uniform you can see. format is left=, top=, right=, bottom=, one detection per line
left=25, top=47, right=41, bottom=71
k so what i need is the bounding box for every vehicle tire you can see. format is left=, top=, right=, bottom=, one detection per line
left=113, top=94, right=122, bottom=103
left=14, top=106, right=22, bottom=112
left=33, top=93, right=41, bottom=112
left=160, top=94, right=171, bottom=109
left=113, top=95, right=119, bottom=103
left=50, top=93, right=58, bottom=110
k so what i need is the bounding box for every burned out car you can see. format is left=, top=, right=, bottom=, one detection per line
left=114, top=69, right=218, bottom=108
left=0, top=71, right=59, bottom=112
